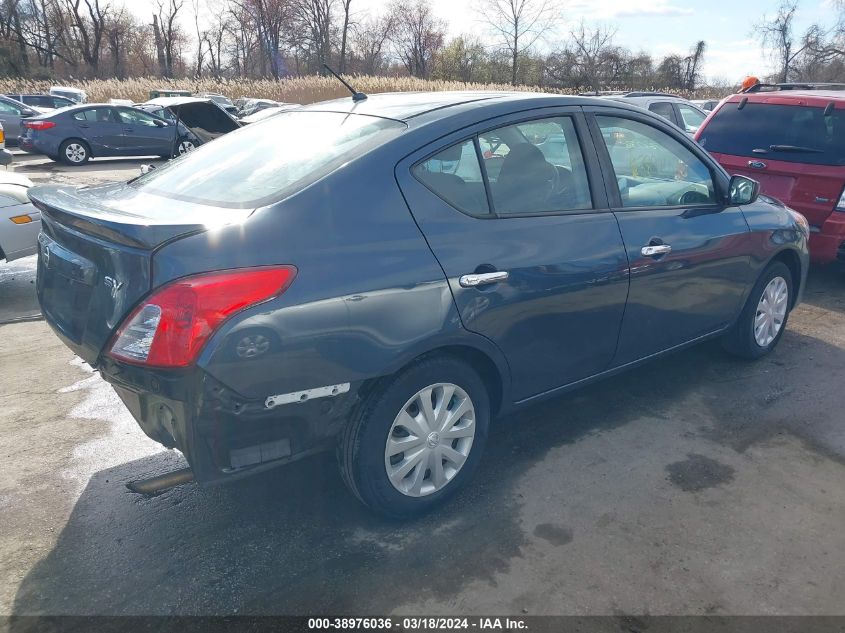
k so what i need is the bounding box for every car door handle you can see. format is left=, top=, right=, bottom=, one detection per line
left=641, top=244, right=672, bottom=257
left=77, top=123, right=89, bottom=128
left=459, top=271, right=509, bottom=288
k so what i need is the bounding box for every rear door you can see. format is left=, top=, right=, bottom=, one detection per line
left=697, top=100, right=845, bottom=229
left=396, top=108, right=630, bottom=402
left=70, top=107, right=124, bottom=155
left=648, top=101, right=679, bottom=127
left=587, top=106, right=755, bottom=364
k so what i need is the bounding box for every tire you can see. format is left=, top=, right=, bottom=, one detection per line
left=176, top=138, right=196, bottom=156
left=722, top=261, right=793, bottom=359
left=338, top=356, right=490, bottom=518
left=59, top=139, right=90, bottom=165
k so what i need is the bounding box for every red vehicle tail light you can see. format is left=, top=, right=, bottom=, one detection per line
left=108, top=266, right=296, bottom=367
left=24, top=120, right=56, bottom=131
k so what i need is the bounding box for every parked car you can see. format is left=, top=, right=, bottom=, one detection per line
left=19, top=103, right=182, bottom=165
left=33, top=92, right=809, bottom=517
left=50, top=86, right=86, bottom=104
left=692, top=99, right=719, bottom=111
left=0, top=122, right=11, bottom=165
left=149, top=89, right=192, bottom=99
left=195, top=92, right=238, bottom=115
left=605, top=92, right=709, bottom=136
left=238, top=103, right=300, bottom=124
left=137, top=97, right=241, bottom=152
left=696, top=83, right=845, bottom=264
left=0, top=172, right=39, bottom=263
left=237, top=98, right=280, bottom=118
left=0, top=95, right=46, bottom=143
left=5, top=93, right=76, bottom=110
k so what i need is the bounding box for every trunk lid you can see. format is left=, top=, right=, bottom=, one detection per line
left=711, top=152, right=844, bottom=228
left=31, top=182, right=252, bottom=364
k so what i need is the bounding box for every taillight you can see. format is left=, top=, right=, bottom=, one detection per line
left=108, top=266, right=296, bottom=368
left=24, top=120, right=56, bottom=131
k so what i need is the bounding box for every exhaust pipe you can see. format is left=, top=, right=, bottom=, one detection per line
left=126, top=467, right=194, bottom=495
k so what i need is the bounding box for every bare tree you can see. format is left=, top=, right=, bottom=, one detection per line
left=682, top=40, right=706, bottom=90
left=152, top=0, right=183, bottom=77
left=338, top=0, right=352, bottom=72
left=387, top=0, right=445, bottom=78
left=754, top=0, right=807, bottom=82
left=291, top=0, right=333, bottom=74
left=63, top=0, right=110, bottom=75
left=567, top=21, right=617, bottom=93
left=349, top=12, right=394, bottom=74
left=475, top=0, right=558, bottom=85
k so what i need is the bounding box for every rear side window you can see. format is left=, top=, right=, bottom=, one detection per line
left=72, top=108, right=116, bottom=123
left=648, top=102, right=676, bottom=124
left=132, top=111, right=405, bottom=208
left=698, top=102, right=845, bottom=166
left=413, top=140, right=490, bottom=216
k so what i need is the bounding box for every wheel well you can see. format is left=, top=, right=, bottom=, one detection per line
left=770, top=249, right=802, bottom=308
left=62, top=138, right=91, bottom=156
left=380, top=346, right=505, bottom=418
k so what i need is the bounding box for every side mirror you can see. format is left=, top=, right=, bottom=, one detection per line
left=729, top=174, right=760, bottom=205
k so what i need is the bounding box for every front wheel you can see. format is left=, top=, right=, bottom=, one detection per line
left=338, top=356, right=490, bottom=518
left=722, top=261, right=793, bottom=359
left=176, top=138, right=196, bottom=156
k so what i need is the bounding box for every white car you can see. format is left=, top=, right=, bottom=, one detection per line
left=0, top=171, right=40, bottom=263
left=602, top=92, right=709, bottom=136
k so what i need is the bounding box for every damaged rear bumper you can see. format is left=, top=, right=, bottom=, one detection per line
left=98, top=357, right=360, bottom=484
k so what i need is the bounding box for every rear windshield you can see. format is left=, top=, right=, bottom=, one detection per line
left=130, top=111, right=405, bottom=208
left=698, top=102, right=845, bottom=166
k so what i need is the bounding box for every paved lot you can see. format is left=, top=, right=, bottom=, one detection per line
left=1, top=154, right=844, bottom=616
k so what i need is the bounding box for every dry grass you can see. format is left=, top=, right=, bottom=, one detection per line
left=0, top=75, right=728, bottom=104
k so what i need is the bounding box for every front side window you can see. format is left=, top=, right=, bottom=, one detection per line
left=132, top=111, right=405, bottom=208
left=480, top=117, right=592, bottom=215
left=117, top=108, right=160, bottom=127
left=678, top=104, right=706, bottom=134
left=597, top=115, right=716, bottom=208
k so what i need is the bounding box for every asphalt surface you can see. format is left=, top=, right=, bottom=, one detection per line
left=1, top=153, right=844, bottom=616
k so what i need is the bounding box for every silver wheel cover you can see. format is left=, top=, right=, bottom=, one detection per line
left=385, top=383, right=476, bottom=497
left=65, top=143, right=86, bottom=163
left=754, top=276, right=788, bottom=347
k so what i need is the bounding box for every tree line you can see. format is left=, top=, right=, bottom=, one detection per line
left=0, top=0, right=844, bottom=91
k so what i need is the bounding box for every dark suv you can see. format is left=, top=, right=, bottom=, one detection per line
left=696, top=83, right=845, bottom=264
left=33, top=92, right=809, bottom=517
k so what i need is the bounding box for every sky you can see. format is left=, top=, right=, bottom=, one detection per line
left=129, top=0, right=840, bottom=83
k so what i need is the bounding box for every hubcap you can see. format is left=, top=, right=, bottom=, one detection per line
left=754, top=276, right=788, bottom=347
left=178, top=141, right=195, bottom=154
left=385, top=383, right=476, bottom=497
left=235, top=334, right=270, bottom=359
left=65, top=143, right=86, bottom=163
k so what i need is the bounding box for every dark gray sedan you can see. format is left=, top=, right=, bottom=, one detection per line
left=32, top=91, right=809, bottom=517
left=19, top=103, right=186, bottom=164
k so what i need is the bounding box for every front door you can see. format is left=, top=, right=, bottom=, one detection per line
left=397, top=109, right=630, bottom=402
left=587, top=108, right=755, bottom=365
left=116, top=107, right=173, bottom=155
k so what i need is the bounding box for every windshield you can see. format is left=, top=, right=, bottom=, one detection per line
left=130, top=111, right=405, bottom=208
left=698, top=102, right=845, bottom=166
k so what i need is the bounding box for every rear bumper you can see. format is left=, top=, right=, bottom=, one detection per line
left=810, top=213, right=845, bottom=264
left=98, top=357, right=361, bottom=484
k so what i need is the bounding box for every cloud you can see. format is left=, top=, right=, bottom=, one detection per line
left=567, top=0, right=694, bottom=19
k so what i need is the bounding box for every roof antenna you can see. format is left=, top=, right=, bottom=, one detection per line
left=323, top=64, right=367, bottom=102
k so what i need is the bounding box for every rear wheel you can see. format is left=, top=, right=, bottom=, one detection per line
left=59, top=139, right=89, bottom=165
left=722, top=261, right=793, bottom=359
left=338, top=356, right=489, bottom=518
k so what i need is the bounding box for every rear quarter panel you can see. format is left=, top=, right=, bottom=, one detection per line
left=151, top=142, right=511, bottom=404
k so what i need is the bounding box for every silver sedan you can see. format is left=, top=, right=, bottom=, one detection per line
left=0, top=171, right=40, bottom=262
